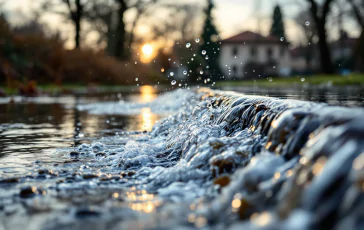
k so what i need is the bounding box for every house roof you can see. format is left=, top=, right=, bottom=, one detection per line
left=221, top=31, right=289, bottom=45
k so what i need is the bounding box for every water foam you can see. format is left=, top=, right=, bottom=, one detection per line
left=1, top=88, right=364, bottom=230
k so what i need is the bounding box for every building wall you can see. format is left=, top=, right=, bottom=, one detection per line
left=219, top=43, right=292, bottom=79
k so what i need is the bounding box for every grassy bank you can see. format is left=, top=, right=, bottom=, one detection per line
left=219, top=74, right=364, bottom=88
left=0, top=84, right=140, bottom=95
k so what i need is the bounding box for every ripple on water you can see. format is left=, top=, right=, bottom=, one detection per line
left=0, top=88, right=364, bottom=229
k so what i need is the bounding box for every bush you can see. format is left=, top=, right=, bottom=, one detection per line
left=0, top=17, right=161, bottom=87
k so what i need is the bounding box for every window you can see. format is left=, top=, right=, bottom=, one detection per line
left=232, top=47, right=238, bottom=57
left=280, top=46, right=286, bottom=57
left=232, top=65, right=238, bottom=75
left=267, top=47, right=273, bottom=58
left=250, top=46, right=257, bottom=56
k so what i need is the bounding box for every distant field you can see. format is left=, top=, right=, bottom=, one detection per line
left=218, top=74, right=364, bottom=88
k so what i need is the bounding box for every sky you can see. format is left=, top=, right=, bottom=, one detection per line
left=3, top=0, right=361, bottom=49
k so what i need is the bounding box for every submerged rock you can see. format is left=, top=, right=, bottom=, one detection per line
left=19, top=186, right=39, bottom=198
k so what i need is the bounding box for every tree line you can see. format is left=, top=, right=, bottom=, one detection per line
left=2, top=0, right=364, bottom=76
left=271, top=0, right=363, bottom=74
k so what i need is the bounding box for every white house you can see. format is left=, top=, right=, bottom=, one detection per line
left=219, top=31, right=292, bottom=79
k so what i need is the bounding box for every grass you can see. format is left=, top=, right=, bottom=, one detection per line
left=2, top=74, right=364, bottom=96
left=218, top=74, right=364, bottom=88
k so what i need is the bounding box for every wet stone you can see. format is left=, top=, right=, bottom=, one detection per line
left=95, top=152, right=106, bottom=157
left=213, top=175, right=231, bottom=188
left=238, top=199, right=255, bottom=220
left=75, top=207, right=101, bottom=218
left=82, top=174, right=99, bottom=180
left=69, top=151, right=80, bottom=157
left=38, top=169, right=55, bottom=175
left=0, top=177, right=20, bottom=184
left=120, top=171, right=136, bottom=177
left=19, top=186, right=39, bottom=198
left=64, top=159, right=80, bottom=163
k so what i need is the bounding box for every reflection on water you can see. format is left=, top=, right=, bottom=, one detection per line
left=139, top=108, right=158, bottom=132
left=138, top=86, right=158, bottom=131
left=126, top=188, right=161, bottom=214
left=0, top=87, right=362, bottom=177
left=139, top=85, right=157, bottom=103
left=0, top=91, right=162, bottom=177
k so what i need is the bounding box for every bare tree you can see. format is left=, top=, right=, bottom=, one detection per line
left=85, top=0, right=158, bottom=59
left=306, top=0, right=335, bottom=74
left=43, top=0, right=89, bottom=49
left=347, top=0, right=364, bottom=70
left=295, top=9, right=317, bottom=70
left=150, top=3, right=202, bottom=43
left=347, top=0, right=364, bottom=30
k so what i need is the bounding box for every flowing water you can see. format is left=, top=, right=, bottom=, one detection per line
left=0, top=86, right=364, bottom=230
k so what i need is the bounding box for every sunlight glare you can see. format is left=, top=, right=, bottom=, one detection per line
left=142, top=44, right=153, bottom=56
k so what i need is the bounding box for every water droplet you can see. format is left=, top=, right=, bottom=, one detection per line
left=171, top=80, right=176, bottom=85
left=135, top=61, right=138, bottom=64
left=200, top=70, right=204, bottom=75
left=280, top=37, right=284, bottom=42
left=195, top=38, right=200, bottom=43
left=169, top=72, right=174, bottom=77
left=305, top=21, right=310, bottom=26
left=205, top=56, right=209, bottom=60
left=186, top=43, right=191, bottom=48
left=183, top=70, right=188, bottom=75
left=135, top=78, right=138, bottom=81
left=301, top=78, right=305, bottom=82
left=201, top=50, right=206, bottom=55
left=161, top=68, right=165, bottom=73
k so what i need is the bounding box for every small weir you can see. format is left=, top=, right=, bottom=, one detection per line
left=0, top=88, right=364, bottom=229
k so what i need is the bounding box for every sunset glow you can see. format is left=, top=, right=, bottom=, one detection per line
left=142, top=44, right=153, bottom=56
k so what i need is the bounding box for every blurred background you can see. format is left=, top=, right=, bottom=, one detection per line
left=0, top=0, right=363, bottom=95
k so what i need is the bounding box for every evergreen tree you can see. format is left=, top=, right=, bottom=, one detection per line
left=200, top=0, right=222, bottom=81
left=270, top=5, right=285, bottom=40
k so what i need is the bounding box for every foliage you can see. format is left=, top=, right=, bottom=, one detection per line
left=270, top=5, right=285, bottom=40
left=199, top=0, right=222, bottom=82
left=0, top=17, right=160, bottom=87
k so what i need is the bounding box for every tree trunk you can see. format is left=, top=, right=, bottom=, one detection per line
left=74, top=0, right=83, bottom=49
left=307, top=0, right=335, bottom=74
left=74, top=18, right=81, bottom=49
left=106, top=12, right=114, bottom=56
left=317, top=21, right=334, bottom=74
left=126, top=11, right=141, bottom=59
left=114, top=0, right=127, bottom=59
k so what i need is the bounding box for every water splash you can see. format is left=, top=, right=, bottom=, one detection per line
left=1, top=88, right=364, bottom=229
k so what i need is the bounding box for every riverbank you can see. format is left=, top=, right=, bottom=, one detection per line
left=0, top=84, right=143, bottom=96
left=1, top=74, right=364, bottom=97
left=219, top=74, right=364, bottom=88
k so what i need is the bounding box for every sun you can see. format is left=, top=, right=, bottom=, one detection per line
left=142, top=44, right=153, bottom=56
